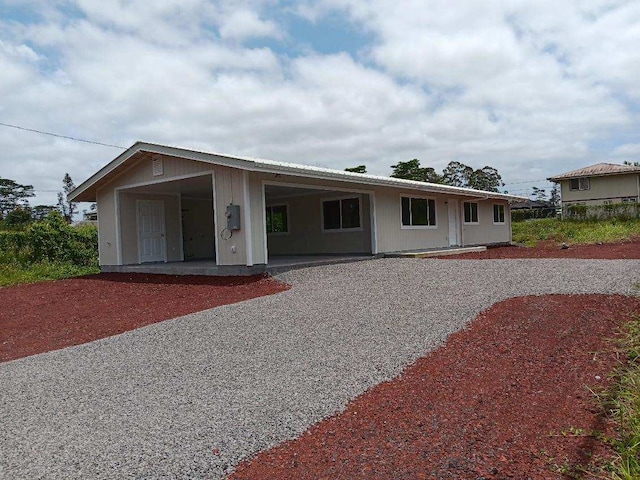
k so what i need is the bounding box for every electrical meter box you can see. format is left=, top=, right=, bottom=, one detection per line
left=226, top=204, right=241, bottom=230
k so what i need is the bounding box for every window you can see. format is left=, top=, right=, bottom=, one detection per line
left=464, top=202, right=479, bottom=224
left=322, top=197, right=361, bottom=231
left=266, top=204, right=288, bottom=233
left=569, top=177, right=590, bottom=191
left=401, top=196, right=436, bottom=227
left=493, top=204, right=505, bottom=224
left=622, top=197, right=638, bottom=203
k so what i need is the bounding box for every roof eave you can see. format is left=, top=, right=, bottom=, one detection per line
left=254, top=163, right=517, bottom=199
left=69, top=141, right=526, bottom=202
left=548, top=170, right=640, bottom=182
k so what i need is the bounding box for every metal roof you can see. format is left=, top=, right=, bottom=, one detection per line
left=548, top=162, right=640, bottom=181
left=69, top=141, right=526, bottom=202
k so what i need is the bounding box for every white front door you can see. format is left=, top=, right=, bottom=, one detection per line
left=448, top=199, right=460, bottom=247
left=137, top=200, right=166, bottom=263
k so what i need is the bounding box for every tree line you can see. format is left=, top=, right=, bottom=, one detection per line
left=346, top=159, right=504, bottom=192
left=0, top=173, right=85, bottom=228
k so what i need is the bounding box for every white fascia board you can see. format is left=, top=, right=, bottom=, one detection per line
left=68, top=142, right=143, bottom=202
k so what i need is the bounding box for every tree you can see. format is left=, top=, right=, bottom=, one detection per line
left=390, top=159, right=442, bottom=183
left=345, top=165, right=367, bottom=174
left=4, top=206, right=32, bottom=228
left=32, top=205, right=58, bottom=221
left=0, top=177, right=34, bottom=219
left=440, top=162, right=504, bottom=192
left=390, top=159, right=504, bottom=191
left=58, top=173, right=77, bottom=223
left=442, top=161, right=474, bottom=188
left=467, top=166, right=504, bottom=192
left=549, top=184, right=560, bottom=206
left=530, top=186, right=547, bottom=202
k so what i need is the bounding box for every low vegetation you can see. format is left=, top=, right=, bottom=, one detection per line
left=608, top=316, right=640, bottom=479
left=591, top=314, right=640, bottom=479
left=0, top=211, right=99, bottom=287
left=512, top=218, right=640, bottom=247
left=0, top=261, right=98, bottom=287
left=566, top=202, right=640, bottom=221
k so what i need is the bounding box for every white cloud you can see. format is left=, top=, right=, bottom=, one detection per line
left=307, top=0, right=638, bottom=176
left=0, top=43, right=39, bottom=92
left=611, top=143, right=640, bottom=161
left=0, top=0, right=639, bottom=207
left=218, top=8, right=283, bottom=41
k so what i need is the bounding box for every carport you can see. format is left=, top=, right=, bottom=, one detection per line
left=263, top=182, right=375, bottom=262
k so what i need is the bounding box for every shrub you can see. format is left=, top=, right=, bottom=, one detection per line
left=0, top=211, right=98, bottom=267
left=4, top=207, right=32, bottom=229
left=0, top=230, right=28, bottom=261
left=564, top=202, right=640, bottom=221
left=511, top=208, right=558, bottom=222
left=567, top=204, right=588, bottom=219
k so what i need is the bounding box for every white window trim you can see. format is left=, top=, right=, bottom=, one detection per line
left=569, top=177, right=590, bottom=191
left=321, top=194, right=364, bottom=233
left=399, top=194, right=438, bottom=230
left=265, top=203, right=290, bottom=235
left=463, top=201, right=480, bottom=225
left=492, top=204, right=506, bottom=225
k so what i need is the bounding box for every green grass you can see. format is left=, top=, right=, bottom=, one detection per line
left=549, top=314, right=640, bottom=479
left=512, top=218, right=640, bottom=247
left=0, top=260, right=99, bottom=287
left=595, top=315, right=640, bottom=480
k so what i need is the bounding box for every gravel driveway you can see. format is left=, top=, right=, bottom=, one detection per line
left=2, top=258, right=639, bottom=479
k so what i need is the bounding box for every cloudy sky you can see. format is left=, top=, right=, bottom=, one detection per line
left=1, top=0, right=639, bottom=207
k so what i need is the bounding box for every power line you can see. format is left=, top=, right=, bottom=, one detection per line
left=2, top=120, right=563, bottom=191
left=0, top=122, right=126, bottom=150
left=503, top=178, right=553, bottom=186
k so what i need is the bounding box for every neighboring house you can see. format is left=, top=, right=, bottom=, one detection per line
left=510, top=199, right=552, bottom=210
left=509, top=199, right=557, bottom=221
left=510, top=199, right=556, bottom=215
left=548, top=163, right=640, bottom=213
left=83, top=210, right=98, bottom=222
left=69, top=142, right=524, bottom=273
left=78, top=210, right=98, bottom=226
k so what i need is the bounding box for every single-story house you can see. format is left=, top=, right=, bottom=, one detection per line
left=548, top=163, right=640, bottom=213
left=69, top=142, right=524, bottom=274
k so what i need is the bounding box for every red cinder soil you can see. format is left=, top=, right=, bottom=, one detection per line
left=230, top=294, right=640, bottom=480
left=0, top=273, right=289, bottom=363
left=440, top=240, right=640, bottom=259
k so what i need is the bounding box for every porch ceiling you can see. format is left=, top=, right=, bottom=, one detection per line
left=123, top=174, right=213, bottom=199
